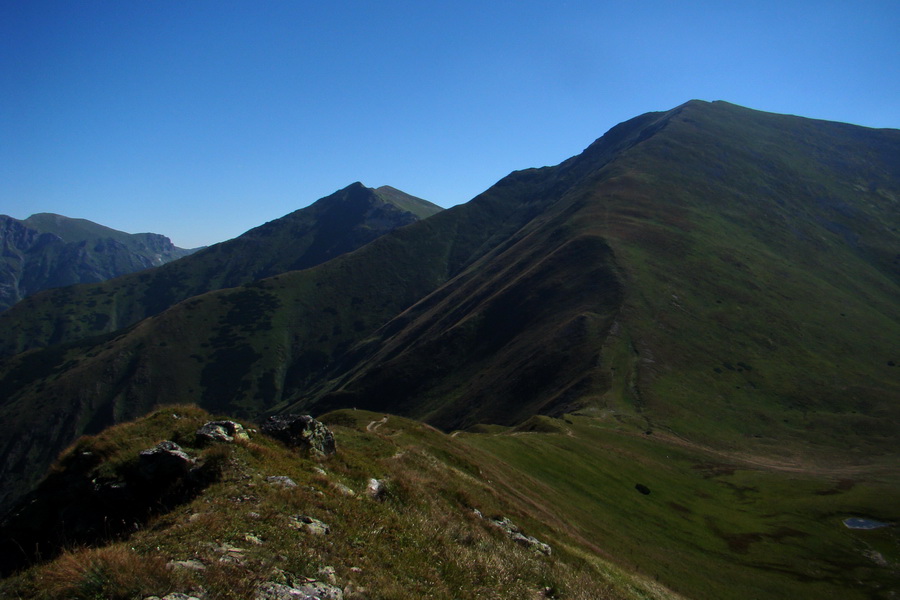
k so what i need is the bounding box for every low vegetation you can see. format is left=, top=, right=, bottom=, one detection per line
left=3, top=405, right=896, bottom=599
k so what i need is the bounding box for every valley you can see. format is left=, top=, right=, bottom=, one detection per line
left=0, top=100, right=897, bottom=598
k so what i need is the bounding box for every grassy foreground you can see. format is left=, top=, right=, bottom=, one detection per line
left=3, top=405, right=897, bottom=599
left=0, top=406, right=677, bottom=600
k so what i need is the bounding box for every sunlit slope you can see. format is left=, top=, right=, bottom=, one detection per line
left=304, top=101, right=900, bottom=454
left=1, top=100, right=898, bottom=516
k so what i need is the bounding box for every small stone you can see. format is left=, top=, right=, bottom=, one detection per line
left=294, top=582, right=343, bottom=600
left=244, top=533, right=264, bottom=545
left=255, top=581, right=343, bottom=600
left=317, top=566, right=338, bottom=584
left=364, top=478, right=384, bottom=500
left=167, top=559, right=207, bottom=572
left=488, top=516, right=551, bottom=555
left=162, top=593, right=201, bottom=600
left=313, top=467, right=328, bottom=477
left=267, top=475, right=298, bottom=488
left=332, top=482, right=355, bottom=496
left=288, top=514, right=330, bottom=535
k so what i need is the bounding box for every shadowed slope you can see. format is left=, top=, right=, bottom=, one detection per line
left=0, top=184, right=440, bottom=356
left=0, top=214, right=195, bottom=312
left=1, top=100, right=898, bottom=518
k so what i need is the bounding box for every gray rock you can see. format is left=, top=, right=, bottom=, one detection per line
left=255, top=581, right=343, bottom=600
left=196, top=420, right=249, bottom=444
left=332, top=482, right=355, bottom=496
left=364, top=478, right=384, bottom=500
left=317, top=565, right=337, bottom=584
left=267, top=475, right=298, bottom=488
left=488, top=517, right=552, bottom=556
left=138, top=441, right=195, bottom=481
left=288, top=514, right=330, bottom=535
left=166, top=559, right=206, bottom=571
left=261, top=415, right=336, bottom=456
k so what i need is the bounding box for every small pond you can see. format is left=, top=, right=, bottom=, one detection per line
left=843, top=517, right=891, bottom=530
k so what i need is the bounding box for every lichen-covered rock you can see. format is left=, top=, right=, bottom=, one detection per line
left=138, top=441, right=195, bottom=481
left=364, top=478, right=384, bottom=500
left=288, top=514, right=330, bottom=535
left=488, top=516, right=552, bottom=556
left=261, top=415, right=336, bottom=456
left=255, top=581, right=343, bottom=600
left=196, top=420, right=249, bottom=444
left=266, top=475, right=298, bottom=488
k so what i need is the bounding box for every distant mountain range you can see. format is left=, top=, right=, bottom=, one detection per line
left=0, top=213, right=197, bottom=312
left=0, top=101, right=897, bottom=599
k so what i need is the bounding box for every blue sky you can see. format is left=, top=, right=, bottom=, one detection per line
left=2, top=1, right=898, bottom=248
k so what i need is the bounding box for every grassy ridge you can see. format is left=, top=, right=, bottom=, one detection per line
left=2, top=406, right=895, bottom=599
left=0, top=184, right=441, bottom=357
left=0, top=407, right=675, bottom=600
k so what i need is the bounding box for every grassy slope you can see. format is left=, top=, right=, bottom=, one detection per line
left=0, top=407, right=676, bottom=600
left=305, top=101, right=899, bottom=459
left=461, top=412, right=899, bottom=600
left=2, top=406, right=896, bottom=599
left=2, top=101, right=898, bottom=512
left=0, top=183, right=441, bottom=357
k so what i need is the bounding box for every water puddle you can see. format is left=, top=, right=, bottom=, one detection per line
left=843, top=517, right=891, bottom=530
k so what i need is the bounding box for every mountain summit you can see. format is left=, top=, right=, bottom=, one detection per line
left=0, top=183, right=441, bottom=356
left=0, top=102, right=898, bottom=598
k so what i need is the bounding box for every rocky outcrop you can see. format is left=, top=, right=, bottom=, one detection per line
left=477, top=512, right=552, bottom=556
left=255, top=581, right=343, bottom=600
left=196, top=420, right=250, bottom=444
left=0, top=213, right=193, bottom=312
left=261, top=415, right=336, bottom=456
left=138, top=441, right=196, bottom=481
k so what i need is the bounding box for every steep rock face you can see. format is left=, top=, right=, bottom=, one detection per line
left=0, top=184, right=441, bottom=356
left=0, top=214, right=195, bottom=312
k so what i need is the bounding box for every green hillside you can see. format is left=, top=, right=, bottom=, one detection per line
left=0, top=183, right=440, bottom=356
left=2, top=406, right=895, bottom=599
left=1, top=100, right=898, bottom=597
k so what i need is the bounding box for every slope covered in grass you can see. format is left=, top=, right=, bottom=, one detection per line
left=0, top=183, right=440, bottom=357
left=0, top=100, right=897, bottom=526
left=0, top=406, right=673, bottom=600
left=3, top=406, right=896, bottom=599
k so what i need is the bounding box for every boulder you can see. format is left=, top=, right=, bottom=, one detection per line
left=261, top=415, right=336, bottom=456
left=196, top=420, right=249, bottom=444
left=138, top=441, right=195, bottom=481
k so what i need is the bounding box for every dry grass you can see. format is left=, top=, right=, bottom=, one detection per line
left=39, top=544, right=180, bottom=600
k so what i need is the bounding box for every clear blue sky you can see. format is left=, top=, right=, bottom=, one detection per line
left=2, top=1, right=898, bottom=248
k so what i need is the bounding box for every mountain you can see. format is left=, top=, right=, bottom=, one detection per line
left=0, top=213, right=196, bottom=312
left=0, top=184, right=442, bottom=356
left=1, top=100, right=898, bottom=598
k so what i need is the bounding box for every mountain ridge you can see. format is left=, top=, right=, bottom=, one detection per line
left=0, top=214, right=196, bottom=312
left=0, top=184, right=441, bottom=357
left=0, top=98, right=897, bottom=538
